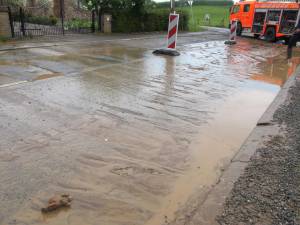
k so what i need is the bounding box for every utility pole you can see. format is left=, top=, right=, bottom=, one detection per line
left=188, top=0, right=194, bottom=28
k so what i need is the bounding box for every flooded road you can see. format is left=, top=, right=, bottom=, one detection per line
left=0, top=34, right=299, bottom=225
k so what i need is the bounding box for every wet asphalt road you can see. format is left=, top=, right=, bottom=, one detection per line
left=0, top=31, right=299, bottom=225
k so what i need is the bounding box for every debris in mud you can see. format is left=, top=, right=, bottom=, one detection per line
left=256, top=121, right=273, bottom=126
left=224, top=40, right=236, bottom=45
left=164, top=215, right=169, bottom=224
left=41, top=194, right=72, bottom=213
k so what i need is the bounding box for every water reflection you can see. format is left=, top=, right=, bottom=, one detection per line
left=252, top=54, right=300, bottom=87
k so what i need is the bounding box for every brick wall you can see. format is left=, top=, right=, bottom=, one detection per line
left=0, top=11, right=11, bottom=37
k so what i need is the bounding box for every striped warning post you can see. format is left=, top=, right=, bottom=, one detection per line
left=167, top=13, right=179, bottom=49
left=225, top=20, right=237, bottom=45
left=152, top=13, right=180, bottom=56
left=230, top=20, right=237, bottom=41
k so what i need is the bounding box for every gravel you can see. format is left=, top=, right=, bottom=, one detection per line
left=217, top=78, right=300, bottom=225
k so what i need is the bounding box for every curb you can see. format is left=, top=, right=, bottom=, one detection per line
left=188, top=66, right=300, bottom=225
left=0, top=31, right=227, bottom=52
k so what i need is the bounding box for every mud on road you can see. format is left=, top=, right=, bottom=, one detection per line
left=0, top=32, right=299, bottom=225
left=217, top=72, right=300, bottom=225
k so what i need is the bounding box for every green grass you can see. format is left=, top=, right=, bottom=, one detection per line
left=176, top=5, right=231, bottom=31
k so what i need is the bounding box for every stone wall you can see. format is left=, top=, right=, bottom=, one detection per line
left=0, top=11, right=11, bottom=37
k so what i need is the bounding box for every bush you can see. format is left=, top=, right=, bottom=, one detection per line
left=157, top=0, right=233, bottom=8
left=112, top=9, right=189, bottom=33
left=0, top=36, right=9, bottom=42
left=26, top=15, right=58, bottom=25
left=65, top=18, right=92, bottom=29
left=192, top=1, right=233, bottom=6
left=49, top=15, right=58, bottom=25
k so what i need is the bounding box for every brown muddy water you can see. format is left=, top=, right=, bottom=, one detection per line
left=0, top=38, right=299, bottom=225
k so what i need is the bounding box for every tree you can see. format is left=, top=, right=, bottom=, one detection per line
left=53, top=0, right=61, bottom=17
left=82, top=0, right=149, bottom=29
left=131, top=0, right=145, bottom=17
left=84, top=0, right=149, bottom=14
left=144, top=0, right=157, bottom=10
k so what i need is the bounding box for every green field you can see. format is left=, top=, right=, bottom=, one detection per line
left=177, top=5, right=231, bottom=31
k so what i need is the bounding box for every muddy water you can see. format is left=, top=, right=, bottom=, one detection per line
left=1, top=38, right=300, bottom=225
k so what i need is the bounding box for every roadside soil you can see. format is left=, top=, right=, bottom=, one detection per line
left=217, top=73, right=300, bottom=225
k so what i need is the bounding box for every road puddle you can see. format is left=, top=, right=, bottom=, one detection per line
left=1, top=38, right=300, bottom=225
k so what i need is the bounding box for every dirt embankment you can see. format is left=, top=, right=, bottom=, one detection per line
left=217, top=74, right=300, bottom=225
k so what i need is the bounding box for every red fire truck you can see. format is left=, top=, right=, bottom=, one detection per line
left=230, top=0, right=300, bottom=42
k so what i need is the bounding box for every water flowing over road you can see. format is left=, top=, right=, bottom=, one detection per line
left=0, top=33, right=299, bottom=225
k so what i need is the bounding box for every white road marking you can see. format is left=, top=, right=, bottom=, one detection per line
left=0, top=80, right=28, bottom=88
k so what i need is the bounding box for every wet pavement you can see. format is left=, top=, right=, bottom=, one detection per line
left=0, top=32, right=299, bottom=225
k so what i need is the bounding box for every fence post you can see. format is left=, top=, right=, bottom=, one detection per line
left=91, top=9, right=95, bottom=33
left=59, top=0, right=64, bottom=35
left=98, top=8, right=101, bottom=31
left=20, top=7, right=25, bottom=36
left=7, top=6, right=14, bottom=38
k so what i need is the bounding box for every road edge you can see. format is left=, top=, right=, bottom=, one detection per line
left=189, top=65, right=300, bottom=225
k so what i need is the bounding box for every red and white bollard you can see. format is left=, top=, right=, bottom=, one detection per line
left=225, top=20, right=237, bottom=45
left=153, top=13, right=180, bottom=56
left=167, top=13, right=179, bottom=49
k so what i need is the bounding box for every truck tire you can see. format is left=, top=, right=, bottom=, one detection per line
left=265, top=27, right=276, bottom=42
left=236, top=22, right=242, bottom=36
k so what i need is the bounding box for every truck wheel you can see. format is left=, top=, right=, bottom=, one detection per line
left=265, top=27, right=276, bottom=42
left=236, top=22, right=242, bottom=36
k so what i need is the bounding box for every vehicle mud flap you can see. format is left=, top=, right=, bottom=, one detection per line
left=287, top=47, right=292, bottom=59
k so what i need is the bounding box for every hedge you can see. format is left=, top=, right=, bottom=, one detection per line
left=65, top=18, right=92, bottom=29
left=192, top=1, right=233, bottom=6
left=112, top=9, right=189, bottom=33
left=11, top=13, right=58, bottom=26
left=26, top=15, right=58, bottom=26
left=157, top=0, right=233, bottom=8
